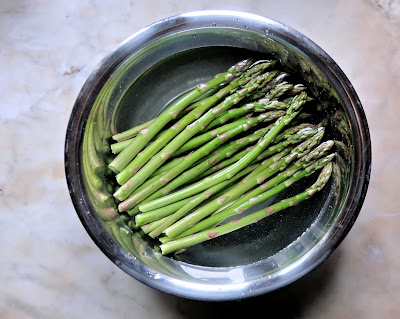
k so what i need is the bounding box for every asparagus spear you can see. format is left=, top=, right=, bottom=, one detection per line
left=114, top=72, right=276, bottom=202
left=111, top=101, right=300, bottom=156
left=136, top=197, right=192, bottom=227
left=184, top=111, right=313, bottom=180
left=112, top=119, right=153, bottom=142
left=150, top=122, right=269, bottom=180
left=148, top=165, right=257, bottom=238
left=250, top=72, right=289, bottom=100
left=141, top=216, right=171, bottom=234
left=108, top=58, right=255, bottom=173
left=172, top=110, right=285, bottom=157
left=115, top=64, right=277, bottom=185
left=287, top=84, right=307, bottom=96
left=138, top=92, right=309, bottom=212
left=162, top=129, right=324, bottom=238
left=202, top=79, right=294, bottom=131
left=204, top=126, right=321, bottom=185
left=112, top=88, right=227, bottom=145
left=149, top=157, right=186, bottom=178
left=138, top=145, right=289, bottom=214
left=205, top=100, right=288, bottom=130
left=111, top=138, right=133, bottom=154
left=275, top=123, right=315, bottom=143
left=148, top=123, right=265, bottom=178
left=260, top=82, right=294, bottom=100
left=120, top=118, right=275, bottom=211
left=193, top=125, right=319, bottom=184
left=166, top=149, right=335, bottom=240
left=159, top=162, right=333, bottom=255
left=137, top=182, right=240, bottom=228
left=139, top=127, right=274, bottom=203
left=119, top=125, right=253, bottom=212
left=112, top=78, right=293, bottom=156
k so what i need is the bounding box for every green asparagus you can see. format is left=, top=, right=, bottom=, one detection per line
left=162, top=129, right=324, bottom=238
left=138, top=92, right=309, bottom=213
left=114, top=71, right=277, bottom=203
left=159, top=162, right=333, bottom=255
left=166, top=149, right=335, bottom=241
left=108, top=58, right=255, bottom=173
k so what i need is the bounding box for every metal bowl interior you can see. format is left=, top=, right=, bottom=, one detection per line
left=65, top=11, right=371, bottom=301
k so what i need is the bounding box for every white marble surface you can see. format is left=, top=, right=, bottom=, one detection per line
left=1, top=0, right=399, bottom=317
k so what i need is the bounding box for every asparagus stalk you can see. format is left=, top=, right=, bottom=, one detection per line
left=162, top=129, right=324, bottom=238
left=115, top=64, right=277, bottom=185
left=114, top=72, right=276, bottom=202
left=149, top=147, right=293, bottom=210
left=112, top=74, right=291, bottom=156
left=250, top=72, right=289, bottom=100
left=111, top=138, right=133, bottom=154
left=205, top=100, right=288, bottom=130
left=140, top=127, right=274, bottom=203
left=121, top=117, right=277, bottom=211
left=287, top=84, right=307, bottom=96
left=127, top=206, right=139, bottom=216
left=159, top=162, right=333, bottom=255
left=148, top=165, right=257, bottom=238
left=220, top=126, right=322, bottom=181
left=141, top=216, right=171, bottom=234
left=137, top=182, right=239, bottom=227
left=191, top=125, right=280, bottom=180
left=172, top=110, right=285, bottom=157
left=190, top=125, right=318, bottom=189
left=136, top=197, right=192, bottom=227
left=118, top=121, right=258, bottom=211
left=275, top=123, right=315, bottom=143
left=111, top=100, right=292, bottom=156
left=213, top=126, right=321, bottom=185
left=149, top=157, right=186, bottom=178
left=112, top=119, right=153, bottom=142
left=138, top=92, right=309, bottom=212
left=191, top=86, right=222, bottom=103
left=139, top=144, right=291, bottom=214
left=148, top=121, right=263, bottom=178
left=200, top=72, right=291, bottom=132
left=254, top=126, right=318, bottom=162
left=205, top=96, right=288, bottom=131
left=187, top=111, right=311, bottom=178
left=260, top=82, right=294, bottom=100
left=108, top=58, right=255, bottom=173
left=166, top=148, right=335, bottom=240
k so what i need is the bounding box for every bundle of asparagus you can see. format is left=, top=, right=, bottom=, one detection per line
left=107, top=59, right=335, bottom=255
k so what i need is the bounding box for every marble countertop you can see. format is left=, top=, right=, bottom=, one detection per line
left=1, top=0, right=399, bottom=317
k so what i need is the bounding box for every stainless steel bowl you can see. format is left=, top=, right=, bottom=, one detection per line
left=65, top=11, right=371, bottom=301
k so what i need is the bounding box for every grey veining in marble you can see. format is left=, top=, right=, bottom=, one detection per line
left=1, top=0, right=399, bottom=318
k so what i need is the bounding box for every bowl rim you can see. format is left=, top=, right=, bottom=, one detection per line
left=65, top=10, right=371, bottom=301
